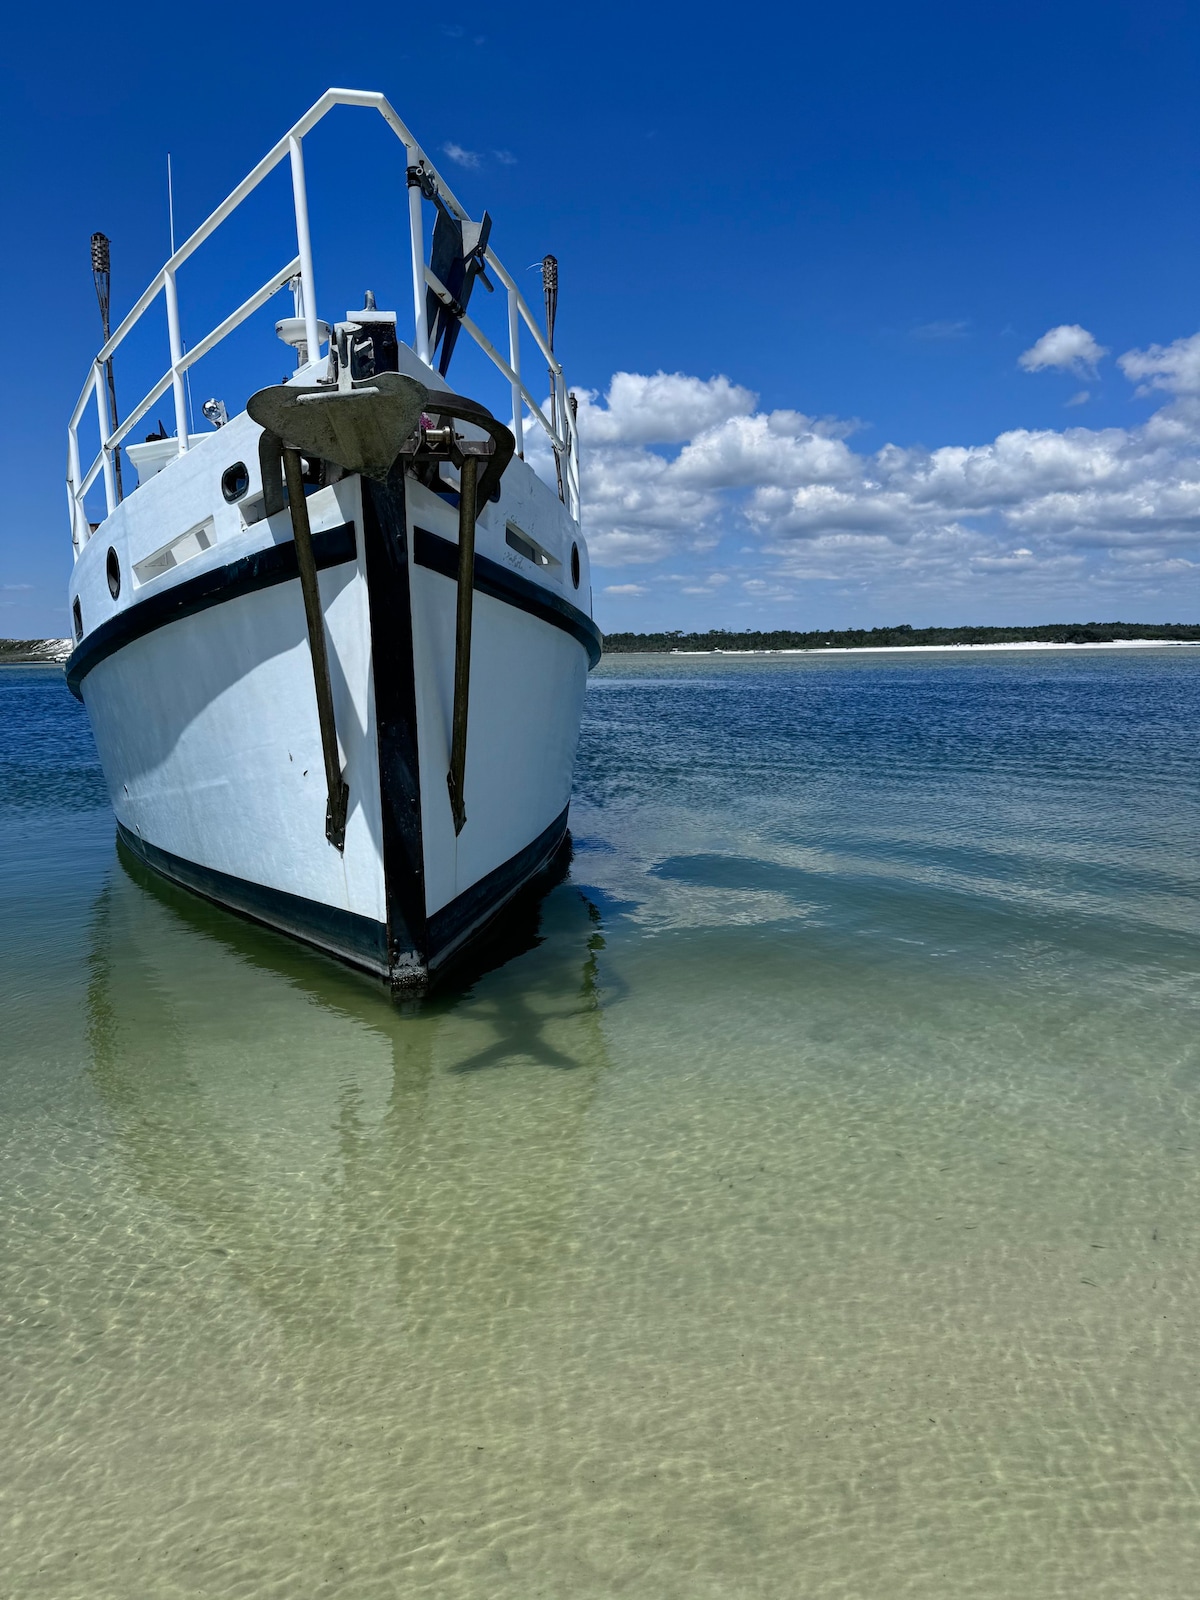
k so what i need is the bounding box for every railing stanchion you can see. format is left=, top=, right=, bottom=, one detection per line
left=288, top=135, right=322, bottom=368
left=163, top=267, right=189, bottom=454
left=67, top=422, right=85, bottom=552
left=507, top=285, right=524, bottom=459
left=406, top=142, right=431, bottom=366
left=93, top=362, right=117, bottom=512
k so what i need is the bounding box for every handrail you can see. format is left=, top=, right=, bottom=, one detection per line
left=117, top=260, right=302, bottom=456
left=483, top=251, right=562, bottom=375
left=181, top=258, right=303, bottom=374
left=424, top=266, right=561, bottom=448
left=67, top=89, right=580, bottom=544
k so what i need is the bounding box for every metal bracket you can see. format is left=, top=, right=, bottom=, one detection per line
left=405, top=162, right=438, bottom=201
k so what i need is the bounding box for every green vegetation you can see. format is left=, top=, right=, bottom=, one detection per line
left=601, top=623, right=1200, bottom=653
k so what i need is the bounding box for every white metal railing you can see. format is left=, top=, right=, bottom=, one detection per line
left=67, top=88, right=581, bottom=554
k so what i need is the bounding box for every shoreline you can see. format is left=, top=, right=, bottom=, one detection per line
left=6, top=639, right=1199, bottom=668
left=0, top=640, right=71, bottom=666
left=614, top=639, right=1200, bottom=657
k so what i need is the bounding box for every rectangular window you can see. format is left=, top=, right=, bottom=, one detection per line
left=505, top=523, right=559, bottom=569
left=133, top=519, right=214, bottom=586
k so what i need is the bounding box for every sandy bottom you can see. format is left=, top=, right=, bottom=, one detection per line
left=3, top=652, right=1200, bottom=1597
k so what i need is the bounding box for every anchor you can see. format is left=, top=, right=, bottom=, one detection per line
left=248, top=371, right=515, bottom=847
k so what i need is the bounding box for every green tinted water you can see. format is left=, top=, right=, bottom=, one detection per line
left=3, top=653, right=1200, bottom=1597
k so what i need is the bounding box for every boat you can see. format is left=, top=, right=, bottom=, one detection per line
left=64, top=89, right=601, bottom=994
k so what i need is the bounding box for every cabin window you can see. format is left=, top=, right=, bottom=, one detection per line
left=106, top=547, right=121, bottom=600
left=133, top=519, right=214, bottom=586
left=570, top=542, right=581, bottom=589
left=221, top=462, right=250, bottom=502
left=72, top=597, right=82, bottom=641
left=506, top=523, right=558, bottom=570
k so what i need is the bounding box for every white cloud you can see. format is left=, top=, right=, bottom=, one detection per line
left=566, top=351, right=1200, bottom=615
left=573, top=371, right=756, bottom=446
left=1118, top=332, right=1200, bottom=396
left=912, top=319, right=970, bottom=340
left=441, top=141, right=481, bottom=169
left=1019, top=324, right=1108, bottom=376
left=672, top=411, right=859, bottom=490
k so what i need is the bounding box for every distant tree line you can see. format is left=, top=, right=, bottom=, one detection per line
left=600, top=623, right=1200, bottom=653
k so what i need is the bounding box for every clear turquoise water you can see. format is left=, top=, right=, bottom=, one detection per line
left=3, top=650, right=1200, bottom=1598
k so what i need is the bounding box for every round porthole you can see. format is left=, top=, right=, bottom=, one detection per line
left=221, top=461, right=250, bottom=502
left=106, top=546, right=121, bottom=599
left=570, top=542, right=581, bottom=590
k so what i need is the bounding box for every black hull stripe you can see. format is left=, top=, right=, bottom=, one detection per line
left=115, top=805, right=571, bottom=988
left=65, top=521, right=358, bottom=698
left=412, top=527, right=603, bottom=668
left=116, top=821, right=391, bottom=977
left=426, top=804, right=571, bottom=971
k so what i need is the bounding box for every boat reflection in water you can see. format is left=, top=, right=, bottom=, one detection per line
left=84, top=835, right=613, bottom=1360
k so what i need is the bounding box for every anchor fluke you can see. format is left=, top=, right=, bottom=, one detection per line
left=248, top=371, right=431, bottom=481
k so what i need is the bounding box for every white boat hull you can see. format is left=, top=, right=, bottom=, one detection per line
left=67, top=430, right=599, bottom=991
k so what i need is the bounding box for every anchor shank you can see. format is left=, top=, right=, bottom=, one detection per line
left=447, top=452, right=479, bottom=835
left=281, top=445, right=349, bottom=850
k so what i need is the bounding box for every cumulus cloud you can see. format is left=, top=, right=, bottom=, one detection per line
left=1019, top=324, right=1108, bottom=375
left=671, top=411, right=859, bottom=490
left=572, top=371, right=756, bottom=446
left=1118, top=332, right=1200, bottom=396
left=557, top=354, right=1200, bottom=613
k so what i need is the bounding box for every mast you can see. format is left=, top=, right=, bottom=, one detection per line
left=90, top=233, right=123, bottom=501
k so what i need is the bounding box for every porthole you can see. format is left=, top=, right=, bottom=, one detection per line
left=570, top=542, right=581, bottom=590
left=221, top=461, right=250, bottom=502
left=72, top=597, right=83, bottom=642
left=106, top=546, right=121, bottom=600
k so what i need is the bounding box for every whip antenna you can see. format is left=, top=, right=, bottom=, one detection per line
left=90, top=232, right=123, bottom=501
left=541, top=254, right=565, bottom=502
left=167, top=155, right=197, bottom=437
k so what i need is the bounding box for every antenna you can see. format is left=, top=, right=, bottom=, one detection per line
left=90, top=233, right=124, bottom=501
left=168, top=155, right=197, bottom=436
left=542, top=255, right=564, bottom=503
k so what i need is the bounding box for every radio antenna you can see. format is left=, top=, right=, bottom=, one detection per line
left=168, top=155, right=197, bottom=438
left=90, top=233, right=123, bottom=501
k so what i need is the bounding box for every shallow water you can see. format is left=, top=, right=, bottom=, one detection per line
left=2, top=651, right=1200, bottom=1598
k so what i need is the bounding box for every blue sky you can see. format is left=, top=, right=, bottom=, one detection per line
left=6, top=0, right=1200, bottom=637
